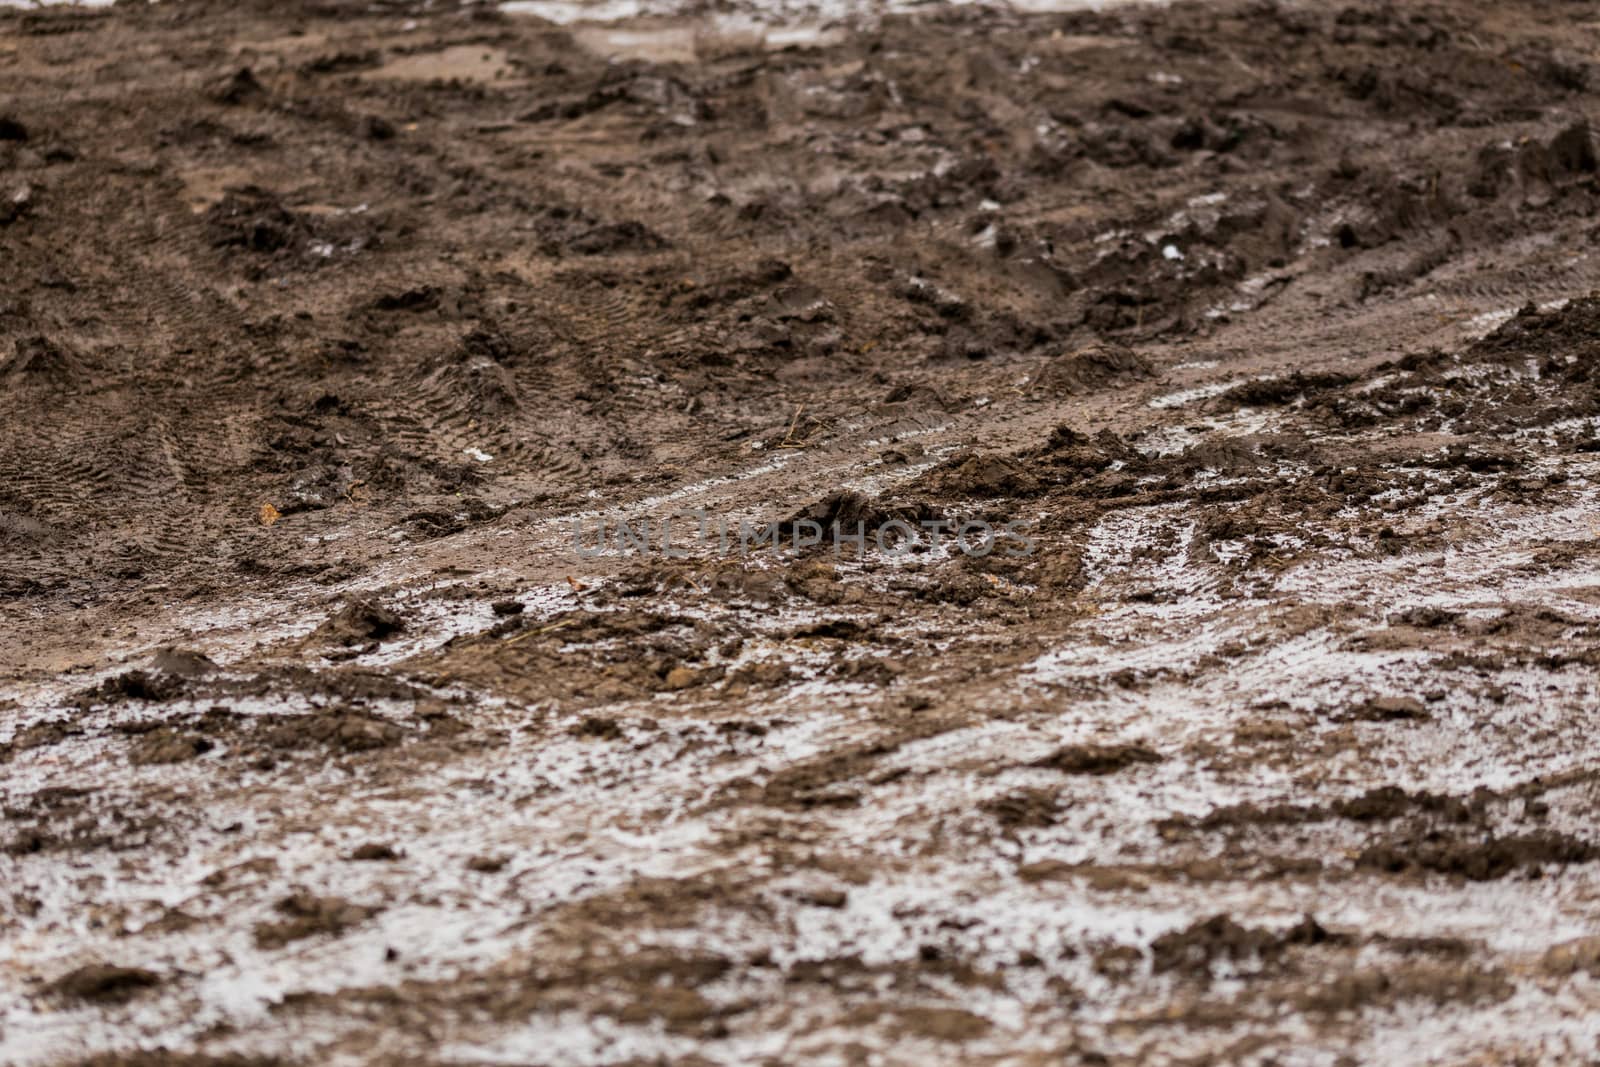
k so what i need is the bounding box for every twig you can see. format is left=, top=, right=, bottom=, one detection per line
left=502, top=618, right=577, bottom=646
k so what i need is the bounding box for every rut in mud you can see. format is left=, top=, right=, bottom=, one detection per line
left=5, top=0, right=1600, bottom=1063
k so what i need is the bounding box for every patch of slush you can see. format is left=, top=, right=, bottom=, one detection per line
left=500, top=0, right=1167, bottom=26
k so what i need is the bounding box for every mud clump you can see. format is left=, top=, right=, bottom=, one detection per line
left=312, top=597, right=405, bottom=647
left=148, top=647, right=217, bottom=679
left=129, top=728, right=215, bottom=766
left=572, top=715, right=624, bottom=740
left=1209, top=371, right=1356, bottom=411
left=1357, top=831, right=1600, bottom=881
left=982, top=788, right=1063, bottom=829
left=210, top=67, right=265, bottom=106
left=1352, top=695, right=1429, bottom=721
left=80, top=670, right=184, bottom=707
left=1548, top=121, right=1598, bottom=175
left=535, top=210, right=669, bottom=257
left=1332, top=786, right=1476, bottom=823
left=1183, top=785, right=1481, bottom=833
left=1471, top=296, right=1600, bottom=372
left=4, top=336, right=81, bottom=385
left=45, top=964, right=162, bottom=1004
left=917, top=453, right=1042, bottom=499
left=263, top=709, right=405, bottom=753
left=205, top=186, right=307, bottom=254
left=753, top=732, right=940, bottom=809
left=1033, top=343, right=1153, bottom=395
left=253, top=893, right=383, bottom=949
left=1293, top=962, right=1514, bottom=1015
left=1, top=183, right=32, bottom=226
left=1032, top=743, right=1162, bottom=776
left=567, top=220, right=667, bottom=256
left=1151, top=914, right=1337, bottom=978
left=348, top=842, right=401, bottom=861
left=1029, top=425, right=1139, bottom=481
left=782, top=490, right=939, bottom=543
left=1543, top=935, right=1600, bottom=977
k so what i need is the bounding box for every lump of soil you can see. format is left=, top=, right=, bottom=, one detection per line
left=662, top=666, right=701, bottom=690
left=882, top=382, right=955, bottom=411
left=2, top=724, right=76, bottom=766
left=887, top=1006, right=991, bottom=1042
left=1293, top=961, right=1513, bottom=1015
left=1353, top=695, right=1429, bottom=721
left=1543, top=935, right=1600, bottom=977
left=1549, top=121, right=1598, bottom=175
left=1151, top=913, right=1336, bottom=978
left=572, top=715, right=623, bottom=740
left=129, top=728, right=214, bottom=766
left=1032, top=743, right=1161, bottom=775
left=460, top=322, right=521, bottom=365
left=418, top=349, right=520, bottom=418
left=0, top=183, right=30, bottom=226
left=45, top=964, right=162, bottom=1004
left=80, top=669, right=183, bottom=706
left=1471, top=296, right=1600, bottom=373
left=1162, top=437, right=1267, bottom=476
left=756, top=737, right=918, bottom=809
left=253, top=893, right=382, bottom=949
left=1208, top=371, right=1354, bottom=412
left=559, top=219, right=667, bottom=257
left=4, top=336, right=82, bottom=385
left=917, top=452, right=1042, bottom=498
left=149, top=647, right=217, bottom=679
left=782, top=490, right=940, bottom=541
left=211, top=67, right=265, bottom=105
left=313, top=596, right=405, bottom=647
left=1331, top=785, right=1475, bottom=823
left=1387, top=606, right=1461, bottom=628
left=348, top=842, right=401, bottom=861
left=1033, top=342, right=1153, bottom=395
left=1151, top=915, right=1276, bottom=976
left=1357, top=831, right=1599, bottom=881
left=371, top=286, right=441, bottom=313
left=1029, top=425, right=1138, bottom=479
left=982, top=787, right=1062, bottom=828
left=263, top=709, right=405, bottom=753
left=205, top=186, right=307, bottom=254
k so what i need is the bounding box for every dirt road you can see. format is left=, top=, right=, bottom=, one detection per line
left=5, top=0, right=1600, bottom=1063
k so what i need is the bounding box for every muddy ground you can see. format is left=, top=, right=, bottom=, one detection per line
left=5, top=0, right=1600, bottom=1062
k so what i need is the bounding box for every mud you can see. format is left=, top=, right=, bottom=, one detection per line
left=5, top=0, right=1600, bottom=1063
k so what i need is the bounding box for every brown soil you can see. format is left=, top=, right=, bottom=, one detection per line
left=6, top=0, right=1600, bottom=1064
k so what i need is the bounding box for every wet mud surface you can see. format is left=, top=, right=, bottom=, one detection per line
left=5, top=0, right=1600, bottom=1062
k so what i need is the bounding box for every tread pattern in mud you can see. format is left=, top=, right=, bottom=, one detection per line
left=5, top=1, right=1600, bottom=1064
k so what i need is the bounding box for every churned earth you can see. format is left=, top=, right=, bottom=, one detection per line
left=5, top=0, right=1600, bottom=1063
